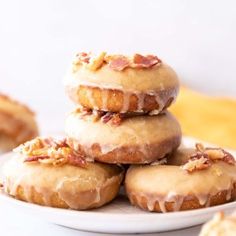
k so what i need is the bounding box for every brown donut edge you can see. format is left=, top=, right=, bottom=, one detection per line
left=65, top=84, right=179, bottom=113
left=125, top=185, right=236, bottom=213
left=4, top=171, right=124, bottom=210
left=67, top=134, right=181, bottom=164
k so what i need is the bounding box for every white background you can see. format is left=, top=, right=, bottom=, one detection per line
left=0, top=0, right=236, bottom=235
left=1, top=0, right=236, bottom=134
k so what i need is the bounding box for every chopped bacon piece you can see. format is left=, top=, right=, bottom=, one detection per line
left=56, top=138, right=69, bottom=148
left=101, top=112, right=113, bottom=123
left=68, top=153, right=87, bottom=167
left=182, top=143, right=235, bottom=173
left=73, top=52, right=162, bottom=72
left=222, top=150, right=235, bottom=165
left=95, top=110, right=106, bottom=117
left=76, top=52, right=91, bottom=63
left=101, top=112, right=123, bottom=125
left=75, top=108, right=124, bottom=126
left=16, top=137, right=87, bottom=168
left=43, top=138, right=58, bottom=148
left=81, top=107, right=93, bottom=116
left=110, top=114, right=122, bottom=126
left=182, top=156, right=211, bottom=173
left=24, top=155, right=49, bottom=162
left=133, top=54, right=161, bottom=68
left=108, top=56, right=130, bottom=71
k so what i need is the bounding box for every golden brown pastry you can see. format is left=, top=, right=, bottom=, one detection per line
left=199, top=211, right=236, bottom=236
left=125, top=144, right=236, bottom=212
left=170, top=87, right=236, bottom=149
left=0, top=93, right=38, bottom=152
left=1, top=137, right=124, bottom=210
left=65, top=108, right=181, bottom=164
left=64, top=52, right=179, bottom=114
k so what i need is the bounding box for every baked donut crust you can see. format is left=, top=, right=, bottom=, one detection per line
left=0, top=94, right=38, bottom=152
left=125, top=148, right=236, bottom=212
left=2, top=154, right=124, bottom=210
left=127, top=188, right=236, bottom=213
left=65, top=61, right=179, bottom=113
left=65, top=111, right=181, bottom=164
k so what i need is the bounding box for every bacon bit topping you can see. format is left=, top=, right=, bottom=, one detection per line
left=101, top=112, right=122, bottom=126
left=132, top=54, right=161, bottom=68
left=76, top=52, right=91, bottom=63
left=24, top=155, right=50, bottom=162
left=74, top=107, right=123, bottom=126
left=182, top=156, right=210, bottom=172
left=110, top=113, right=122, bottom=126
left=106, top=55, right=130, bottom=71
left=14, top=137, right=87, bottom=168
left=72, top=52, right=162, bottom=72
left=101, top=112, right=113, bottom=123
left=182, top=143, right=235, bottom=173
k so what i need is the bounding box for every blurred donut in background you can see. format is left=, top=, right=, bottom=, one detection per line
left=170, top=87, right=236, bottom=149
left=0, top=93, right=39, bottom=153
left=199, top=211, right=236, bottom=236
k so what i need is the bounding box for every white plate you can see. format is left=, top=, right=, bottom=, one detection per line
left=0, top=137, right=236, bottom=234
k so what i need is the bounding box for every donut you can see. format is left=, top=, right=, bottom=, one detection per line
left=199, top=211, right=236, bottom=236
left=64, top=52, right=179, bottom=114
left=125, top=144, right=236, bottom=212
left=0, top=93, right=38, bottom=152
left=1, top=137, right=124, bottom=210
left=65, top=108, right=181, bottom=164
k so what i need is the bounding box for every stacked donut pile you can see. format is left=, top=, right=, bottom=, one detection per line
left=2, top=52, right=236, bottom=213
left=64, top=52, right=181, bottom=164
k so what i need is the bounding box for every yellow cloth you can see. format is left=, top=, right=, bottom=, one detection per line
left=170, top=87, right=236, bottom=149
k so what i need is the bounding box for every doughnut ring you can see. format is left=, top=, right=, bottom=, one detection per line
left=125, top=144, right=236, bottom=212
left=1, top=137, right=124, bottom=210
left=0, top=94, right=38, bottom=152
left=64, top=52, right=179, bottom=114
left=65, top=109, right=181, bottom=164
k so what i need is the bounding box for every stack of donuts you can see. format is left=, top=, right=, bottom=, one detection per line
left=64, top=52, right=181, bottom=164
left=2, top=52, right=236, bottom=213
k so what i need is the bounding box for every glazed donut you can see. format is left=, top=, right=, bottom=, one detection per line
left=64, top=52, right=179, bottom=114
left=1, top=137, right=124, bottom=210
left=199, top=211, right=236, bottom=236
left=125, top=144, right=236, bottom=212
left=65, top=108, right=181, bottom=164
left=0, top=93, right=38, bottom=152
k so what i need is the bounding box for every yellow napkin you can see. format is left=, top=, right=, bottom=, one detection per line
left=170, top=87, right=236, bottom=149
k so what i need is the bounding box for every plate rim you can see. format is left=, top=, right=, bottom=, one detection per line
left=1, top=190, right=236, bottom=218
